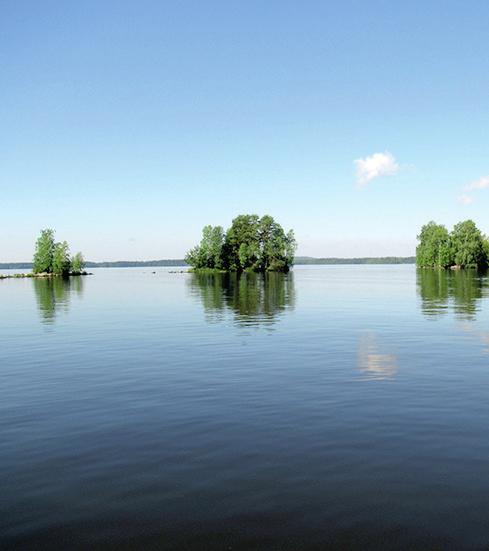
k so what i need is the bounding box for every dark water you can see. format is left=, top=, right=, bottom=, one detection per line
left=1, top=266, right=489, bottom=550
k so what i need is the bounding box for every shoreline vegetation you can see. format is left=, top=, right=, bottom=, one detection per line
left=0, top=271, right=91, bottom=280
left=416, top=220, right=489, bottom=270
left=0, top=256, right=416, bottom=270
left=185, top=214, right=297, bottom=273
left=0, top=228, right=89, bottom=281
left=13, top=218, right=489, bottom=276
left=32, top=229, right=86, bottom=277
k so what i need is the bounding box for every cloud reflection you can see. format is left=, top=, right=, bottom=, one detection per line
left=357, top=332, right=397, bottom=380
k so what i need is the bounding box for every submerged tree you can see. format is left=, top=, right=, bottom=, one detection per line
left=186, top=215, right=297, bottom=273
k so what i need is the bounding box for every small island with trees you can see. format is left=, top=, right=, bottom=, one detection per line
left=416, top=219, right=489, bottom=269
left=185, top=214, right=297, bottom=273
left=0, top=229, right=88, bottom=280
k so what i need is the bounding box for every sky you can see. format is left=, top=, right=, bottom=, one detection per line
left=1, top=1, right=488, bottom=261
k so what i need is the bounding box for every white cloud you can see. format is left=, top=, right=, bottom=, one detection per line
left=354, top=151, right=399, bottom=187
left=458, top=194, right=473, bottom=205
left=456, top=175, right=489, bottom=205
left=465, top=175, right=489, bottom=191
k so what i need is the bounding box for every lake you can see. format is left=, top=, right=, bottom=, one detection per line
left=1, top=265, right=489, bottom=550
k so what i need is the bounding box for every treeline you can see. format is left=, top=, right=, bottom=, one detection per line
left=33, top=229, right=85, bottom=276
left=0, top=260, right=185, bottom=270
left=296, top=256, right=415, bottom=265
left=416, top=220, right=489, bottom=269
left=84, top=259, right=185, bottom=268
left=186, top=214, right=297, bottom=273
left=0, top=257, right=417, bottom=270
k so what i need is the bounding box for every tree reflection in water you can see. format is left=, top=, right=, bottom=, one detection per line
left=33, top=276, right=84, bottom=324
left=188, top=271, right=295, bottom=327
left=417, top=268, right=489, bottom=321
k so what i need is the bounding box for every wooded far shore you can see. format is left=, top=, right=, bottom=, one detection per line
left=0, top=257, right=415, bottom=270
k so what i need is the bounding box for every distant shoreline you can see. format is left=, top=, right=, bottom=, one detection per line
left=0, top=256, right=415, bottom=269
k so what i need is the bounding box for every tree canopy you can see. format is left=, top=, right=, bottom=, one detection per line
left=33, top=229, right=56, bottom=274
left=32, top=229, right=85, bottom=276
left=416, top=219, right=488, bottom=269
left=416, top=222, right=452, bottom=268
left=186, top=214, right=297, bottom=272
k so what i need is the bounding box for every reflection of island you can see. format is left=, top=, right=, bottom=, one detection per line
left=187, top=271, right=295, bottom=327
left=357, top=332, right=397, bottom=380
left=417, top=269, right=488, bottom=320
left=33, top=276, right=84, bottom=323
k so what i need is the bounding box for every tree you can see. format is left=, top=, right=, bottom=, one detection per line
left=186, top=215, right=296, bottom=272
left=52, top=241, right=72, bottom=276
left=184, top=225, right=225, bottom=269
left=416, top=222, right=452, bottom=268
left=33, top=229, right=55, bottom=273
left=285, top=230, right=297, bottom=266
left=224, top=215, right=260, bottom=270
left=451, top=220, right=488, bottom=268
left=72, top=252, right=85, bottom=273
left=416, top=219, right=489, bottom=270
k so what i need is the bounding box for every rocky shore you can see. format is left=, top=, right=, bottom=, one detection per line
left=0, top=271, right=92, bottom=280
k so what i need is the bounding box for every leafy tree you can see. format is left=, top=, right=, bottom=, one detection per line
left=31, top=228, right=85, bottom=276
left=224, top=214, right=261, bottom=270
left=186, top=215, right=296, bottom=272
left=33, top=229, right=55, bottom=273
left=72, top=252, right=85, bottom=273
left=185, top=225, right=225, bottom=269
left=285, top=230, right=297, bottom=266
left=450, top=220, right=488, bottom=268
left=416, top=222, right=453, bottom=268
left=52, top=241, right=72, bottom=276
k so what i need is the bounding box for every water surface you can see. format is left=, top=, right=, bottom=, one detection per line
left=1, top=266, right=489, bottom=549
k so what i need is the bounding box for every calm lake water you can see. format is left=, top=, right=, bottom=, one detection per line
left=1, top=265, right=489, bottom=550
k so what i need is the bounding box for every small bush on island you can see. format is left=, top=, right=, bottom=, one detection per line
left=416, top=219, right=489, bottom=269
left=32, top=229, right=86, bottom=276
left=71, top=252, right=85, bottom=274
left=186, top=214, right=297, bottom=273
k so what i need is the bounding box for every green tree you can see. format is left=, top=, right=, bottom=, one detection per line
left=224, top=214, right=261, bottom=270
left=185, top=225, right=224, bottom=269
left=52, top=241, right=72, bottom=276
left=186, top=214, right=296, bottom=273
left=285, top=230, right=297, bottom=266
left=416, top=222, right=453, bottom=268
left=451, top=220, right=488, bottom=268
left=72, top=252, right=85, bottom=274
left=33, top=229, right=55, bottom=273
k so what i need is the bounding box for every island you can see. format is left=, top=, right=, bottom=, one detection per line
left=0, top=229, right=88, bottom=280
left=185, top=214, right=297, bottom=273
left=416, top=219, right=489, bottom=269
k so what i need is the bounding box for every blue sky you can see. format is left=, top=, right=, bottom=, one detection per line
left=1, top=1, right=488, bottom=261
